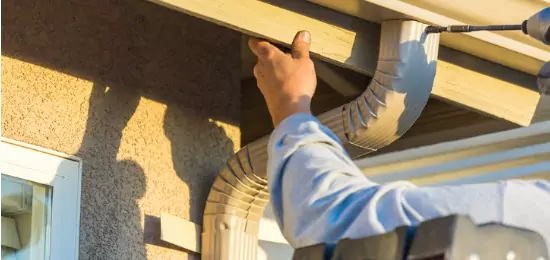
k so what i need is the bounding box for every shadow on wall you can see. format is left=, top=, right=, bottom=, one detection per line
left=2, top=0, right=240, bottom=259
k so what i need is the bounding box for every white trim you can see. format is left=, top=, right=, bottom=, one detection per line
left=1, top=137, right=82, bottom=260
left=357, top=121, right=550, bottom=170
left=356, top=121, right=550, bottom=185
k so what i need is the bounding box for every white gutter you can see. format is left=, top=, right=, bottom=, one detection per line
left=356, top=121, right=550, bottom=185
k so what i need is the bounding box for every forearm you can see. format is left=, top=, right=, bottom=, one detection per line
left=267, top=114, right=381, bottom=246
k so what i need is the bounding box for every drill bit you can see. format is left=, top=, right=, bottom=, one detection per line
left=425, top=24, right=523, bottom=34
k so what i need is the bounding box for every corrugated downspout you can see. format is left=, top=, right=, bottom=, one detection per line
left=202, top=20, right=440, bottom=259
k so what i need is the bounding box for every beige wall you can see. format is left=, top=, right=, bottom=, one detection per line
left=2, top=0, right=240, bottom=259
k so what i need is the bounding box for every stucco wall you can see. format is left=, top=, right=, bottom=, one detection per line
left=2, top=0, right=240, bottom=259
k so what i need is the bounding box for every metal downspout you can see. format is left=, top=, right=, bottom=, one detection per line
left=201, top=20, right=440, bottom=259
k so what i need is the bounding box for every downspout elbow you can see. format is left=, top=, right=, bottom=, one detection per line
left=201, top=20, right=440, bottom=259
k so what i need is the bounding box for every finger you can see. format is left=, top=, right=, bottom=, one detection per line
left=253, top=63, right=261, bottom=79
left=291, top=31, right=311, bottom=59
left=248, top=37, right=280, bottom=60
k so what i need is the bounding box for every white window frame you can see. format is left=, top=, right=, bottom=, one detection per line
left=1, top=137, right=82, bottom=260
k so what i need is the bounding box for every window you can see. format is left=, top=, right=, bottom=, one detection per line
left=1, top=138, right=82, bottom=260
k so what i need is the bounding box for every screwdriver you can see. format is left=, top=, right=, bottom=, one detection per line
left=425, top=24, right=523, bottom=34
left=425, top=7, right=550, bottom=45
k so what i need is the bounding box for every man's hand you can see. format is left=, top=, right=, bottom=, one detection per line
left=249, top=31, right=317, bottom=127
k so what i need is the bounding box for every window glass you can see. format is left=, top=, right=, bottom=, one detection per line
left=1, top=175, right=51, bottom=260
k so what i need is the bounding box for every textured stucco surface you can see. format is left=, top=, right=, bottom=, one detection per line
left=2, top=0, right=240, bottom=259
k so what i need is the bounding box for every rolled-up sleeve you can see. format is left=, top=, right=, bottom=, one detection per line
left=266, top=114, right=550, bottom=249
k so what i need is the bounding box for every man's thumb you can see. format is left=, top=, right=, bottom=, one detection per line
left=291, top=31, right=311, bottom=59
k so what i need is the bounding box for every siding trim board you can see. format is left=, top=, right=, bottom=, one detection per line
left=357, top=121, right=550, bottom=185
left=150, top=0, right=548, bottom=126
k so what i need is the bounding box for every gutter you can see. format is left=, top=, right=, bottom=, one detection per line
left=356, top=120, right=550, bottom=186
left=201, top=20, right=440, bottom=259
